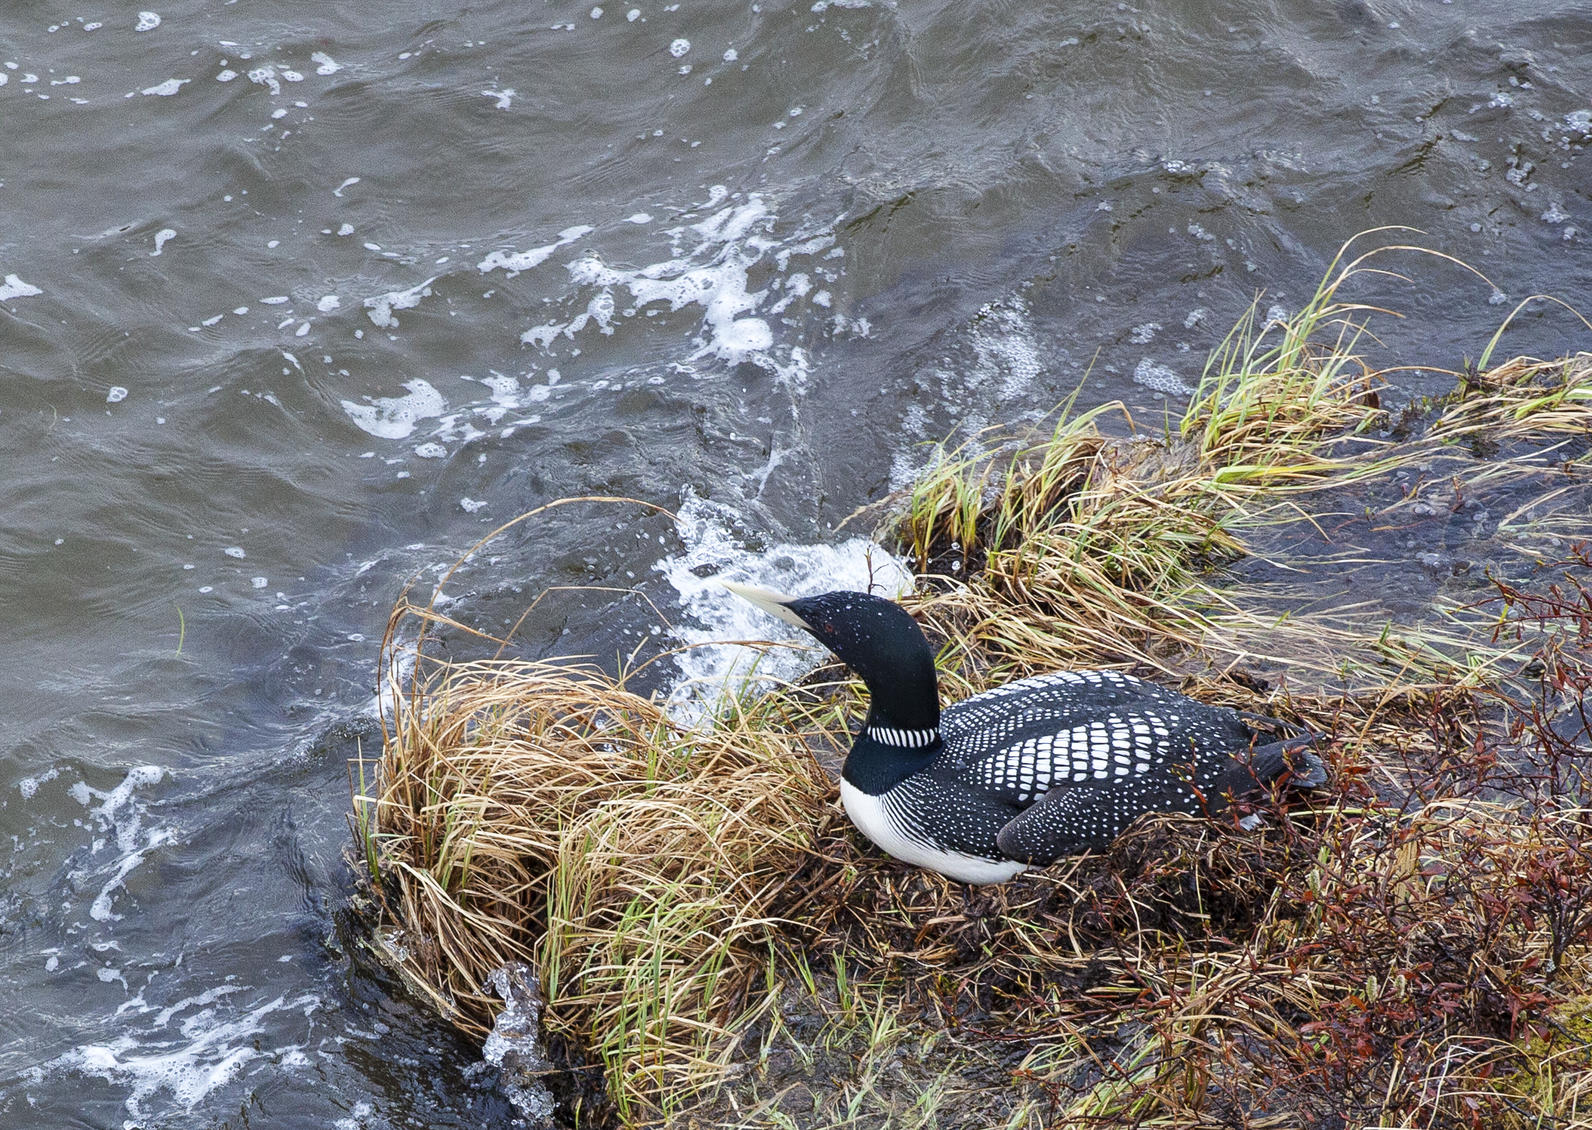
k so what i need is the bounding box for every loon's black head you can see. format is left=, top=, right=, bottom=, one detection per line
left=722, top=582, right=941, bottom=730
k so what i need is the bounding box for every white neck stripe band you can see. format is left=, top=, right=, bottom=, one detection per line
left=867, top=726, right=940, bottom=749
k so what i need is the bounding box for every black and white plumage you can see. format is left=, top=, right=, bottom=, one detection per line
left=724, top=582, right=1328, bottom=885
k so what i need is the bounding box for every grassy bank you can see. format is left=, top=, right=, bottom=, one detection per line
left=351, top=249, right=1592, bottom=1128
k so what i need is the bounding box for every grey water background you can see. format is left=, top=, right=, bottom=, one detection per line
left=1, top=0, right=1588, bottom=1126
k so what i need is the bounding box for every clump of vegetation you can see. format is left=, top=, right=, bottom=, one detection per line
left=351, top=244, right=1592, bottom=1128
left=351, top=654, right=838, bottom=1124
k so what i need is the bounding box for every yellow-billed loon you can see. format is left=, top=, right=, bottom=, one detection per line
left=724, top=582, right=1327, bottom=885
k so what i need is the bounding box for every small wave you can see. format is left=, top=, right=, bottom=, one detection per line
left=37, top=989, right=319, bottom=1120
left=657, top=491, right=912, bottom=722
left=66, top=765, right=172, bottom=923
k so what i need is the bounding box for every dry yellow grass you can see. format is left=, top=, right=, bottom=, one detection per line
left=353, top=650, right=838, bottom=1122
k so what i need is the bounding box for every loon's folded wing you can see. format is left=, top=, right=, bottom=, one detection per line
left=993, top=780, right=1186, bottom=861
left=993, top=784, right=1144, bottom=861
left=939, top=671, right=1247, bottom=763
left=941, top=699, right=1253, bottom=807
left=995, top=734, right=1330, bottom=863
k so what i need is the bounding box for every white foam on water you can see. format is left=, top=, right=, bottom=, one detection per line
left=331, top=194, right=842, bottom=456
left=1, top=273, right=43, bottom=300
left=310, top=51, right=340, bottom=75
left=90, top=832, right=173, bottom=923
left=341, top=377, right=446, bottom=440
left=477, top=225, right=592, bottom=277
left=40, top=990, right=318, bottom=1119
left=888, top=402, right=933, bottom=492
left=347, top=194, right=841, bottom=456
left=657, top=491, right=913, bottom=722
left=88, top=766, right=163, bottom=841
left=140, top=78, right=187, bottom=97
left=151, top=228, right=176, bottom=256
left=135, top=11, right=161, bottom=31
left=19, top=767, right=60, bottom=799
left=1132, top=357, right=1193, bottom=395
left=968, top=297, right=1043, bottom=401
left=66, top=766, right=172, bottom=922
left=714, top=312, right=773, bottom=354
left=533, top=190, right=829, bottom=380
left=364, top=276, right=438, bottom=328
left=248, top=65, right=281, bottom=95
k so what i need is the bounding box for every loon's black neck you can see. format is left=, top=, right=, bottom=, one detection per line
left=841, top=679, right=944, bottom=796
left=726, top=585, right=946, bottom=794
left=780, top=589, right=940, bottom=796
left=842, top=726, right=942, bottom=794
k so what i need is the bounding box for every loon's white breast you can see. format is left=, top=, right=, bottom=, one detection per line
left=838, top=779, right=1028, bottom=885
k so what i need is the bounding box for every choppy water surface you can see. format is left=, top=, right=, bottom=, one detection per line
left=1, top=0, right=1588, bottom=1124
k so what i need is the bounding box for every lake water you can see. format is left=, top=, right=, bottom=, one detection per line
left=1, top=1, right=1588, bottom=1126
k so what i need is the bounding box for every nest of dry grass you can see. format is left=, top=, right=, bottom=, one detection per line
left=351, top=657, right=837, bottom=1122
left=351, top=245, right=1592, bottom=1128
